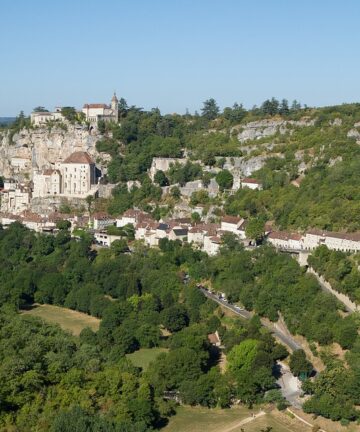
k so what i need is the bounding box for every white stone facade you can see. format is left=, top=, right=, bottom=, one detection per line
left=31, top=108, right=64, bottom=126
left=268, top=229, right=360, bottom=253
left=268, top=232, right=303, bottom=250
left=33, top=170, right=61, bottom=197
left=32, top=151, right=97, bottom=198
left=203, top=235, right=221, bottom=255
left=241, top=178, right=263, bottom=190
left=0, top=187, right=30, bottom=214
left=82, top=93, right=119, bottom=123
left=220, top=216, right=246, bottom=238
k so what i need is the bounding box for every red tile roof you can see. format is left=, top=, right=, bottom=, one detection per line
left=93, top=212, right=113, bottom=220
left=63, top=152, right=94, bottom=164
left=208, top=333, right=221, bottom=345
left=222, top=215, right=242, bottom=225
left=269, top=231, right=302, bottom=241
left=242, top=178, right=262, bottom=184
left=307, top=229, right=360, bottom=242
left=83, top=103, right=109, bottom=109
left=43, top=169, right=60, bottom=175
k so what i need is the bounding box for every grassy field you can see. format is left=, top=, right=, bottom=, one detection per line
left=126, top=348, right=168, bottom=370
left=22, top=304, right=100, bottom=336
left=163, top=406, right=311, bottom=432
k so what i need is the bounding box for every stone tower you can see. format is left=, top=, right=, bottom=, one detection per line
left=111, top=92, right=119, bottom=122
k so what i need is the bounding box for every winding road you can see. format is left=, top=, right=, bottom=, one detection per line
left=198, top=287, right=301, bottom=352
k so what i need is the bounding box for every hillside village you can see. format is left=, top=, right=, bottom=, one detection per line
left=3, top=96, right=360, bottom=259
left=5, top=2, right=360, bottom=431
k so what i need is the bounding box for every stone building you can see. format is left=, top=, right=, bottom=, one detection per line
left=61, top=151, right=96, bottom=196
left=31, top=107, right=64, bottom=126
left=33, top=169, right=61, bottom=197
left=82, top=93, right=119, bottom=123
left=0, top=183, right=31, bottom=214
left=32, top=151, right=98, bottom=198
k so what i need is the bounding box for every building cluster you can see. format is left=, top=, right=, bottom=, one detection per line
left=149, top=157, right=263, bottom=193
left=0, top=179, right=31, bottom=214
left=0, top=151, right=100, bottom=215
left=0, top=211, right=89, bottom=233
left=93, top=209, right=250, bottom=255
left=30, top=93, right=119, bottom=126
left=268, top=229, right=360, bottom=253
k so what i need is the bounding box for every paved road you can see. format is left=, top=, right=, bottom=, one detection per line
left=276, top=362, right=303, bottom=409
left=199, top=288, right=301, bottom=352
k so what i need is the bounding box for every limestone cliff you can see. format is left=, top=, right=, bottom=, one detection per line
left=0, top=125, right=101, bottom=180
left=232, top=117, right=315, bottom=143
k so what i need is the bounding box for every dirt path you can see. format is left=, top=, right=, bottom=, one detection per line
left=222, top=411, right=266, bottom=432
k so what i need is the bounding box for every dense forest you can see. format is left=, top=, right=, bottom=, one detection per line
left=0, top=223, right=360, bottom=428
left=0, top=223, right=290, bottom=430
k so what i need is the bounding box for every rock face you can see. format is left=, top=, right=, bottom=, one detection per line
left=0, top=125, right=101, bottom=179
left=232, top=118, right=315, bottom=143
left=223, top=154, right=284, bottom=177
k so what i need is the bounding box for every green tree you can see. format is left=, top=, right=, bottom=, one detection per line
left=289, top=349, right=313, bottom=378
left=216, top=169, right=233, bottom=191
left=33, top=106, right=48, bottom=112
left=201, top=98, right=220, bottom=120
left=161, top=305, right=189, bottom=332
left=61, top=107, right=77, bottom=122
left=154, top=170, right=169, bottom=186
left=245, top=218, right=265, bottom=243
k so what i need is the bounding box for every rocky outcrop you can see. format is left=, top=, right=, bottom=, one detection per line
left=232, top=118, right=315, bottom=143
left=0, top=125, right=101, bottom=179
left=223, top=154, right=284, bottom=176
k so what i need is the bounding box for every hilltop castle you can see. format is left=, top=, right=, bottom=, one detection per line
left=82, top=92, right=119, bottom=123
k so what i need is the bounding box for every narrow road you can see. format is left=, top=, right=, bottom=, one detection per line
left=199, top=288, right=301, bottom=352
left=307, top=267, right=356, bottom=313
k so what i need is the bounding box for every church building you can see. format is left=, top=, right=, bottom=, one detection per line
left=32, top=151, right=98, bottom=198
left=82, top=93, right=119, bottom=123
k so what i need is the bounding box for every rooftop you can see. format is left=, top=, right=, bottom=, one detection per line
left=242, top=177, right=262, bottom=184
left=63, top=151, right=94, bottom=164
left=222, top=215, right=242, bottom=225
left=269, top=231, right=302, bottom=241
left=83, top=103, right=109, bottom=109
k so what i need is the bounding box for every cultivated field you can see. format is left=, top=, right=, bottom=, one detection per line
left=126, top=348, right=168, bottom=370
left=22, top=304, right=100, bottom=336
left=163, top=406, right=312, bottom=432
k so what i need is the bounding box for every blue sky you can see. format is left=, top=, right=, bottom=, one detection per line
left=1, top=0, right=360, bottom=116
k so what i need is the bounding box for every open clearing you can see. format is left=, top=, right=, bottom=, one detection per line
left=163, top=406, right=311, bottom=432
left=21, top=304, right=100, bottom=336
left=126, top=348, right=168, bottom=370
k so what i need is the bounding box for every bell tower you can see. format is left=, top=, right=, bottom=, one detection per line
left=111, top=91, right=119, bottom=122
